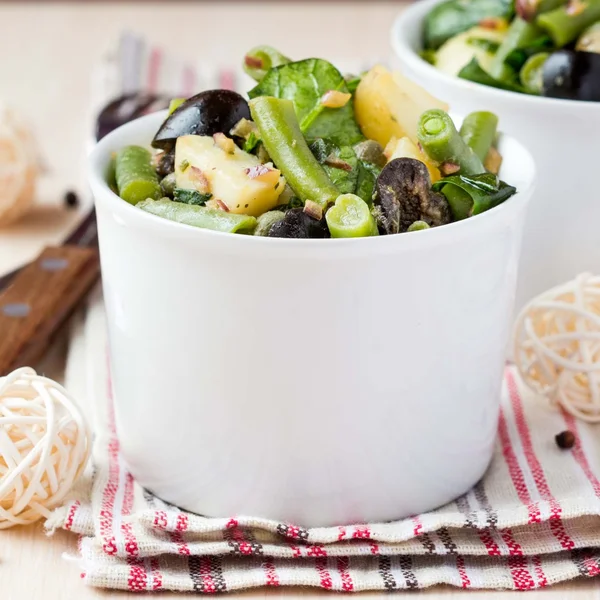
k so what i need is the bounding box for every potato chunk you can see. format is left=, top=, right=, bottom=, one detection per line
left=354, top=65, right=448, bottom=147
left=175, top=135, right=285, bottom=216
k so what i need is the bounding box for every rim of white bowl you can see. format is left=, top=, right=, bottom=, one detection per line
left=89, top=109, right=536, bottom=251
left=392, top=0, right=600, bottom=111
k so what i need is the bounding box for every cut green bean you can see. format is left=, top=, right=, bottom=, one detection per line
left=325, top=194, right=378, bottom=238
left=138, top=198, right=257, bottom=233
left=459, top=111, right=499, bottom=162
left=249, top=97, right=340, bottom=208
left=407, top=221, right=431, bottom=232
left=520, top=52, right=549, bottom=92
left=243, top=46, right=291, bottom=82
left=115, top=146, right=162, bottom=205
left=537, top=0, right=600, bottom=46
left=516, top=0, right=566, bottom=21
left=106, top=155, right=117, bottom=194
left=489, top=17, right=545, bottom=81
left=254, top=210, right=286, bottom=236
left=168, top=98, right=186, bottom=115
left=417, top=109, right=485, bottom=176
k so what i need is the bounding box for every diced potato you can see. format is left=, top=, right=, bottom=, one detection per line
left=354, top=65, right=448, bottom=148
left=435, top=26, right=506, bottom=77
left=175, top=135, right=285, bottom=216
left=384, top=136, right=441, bottom=183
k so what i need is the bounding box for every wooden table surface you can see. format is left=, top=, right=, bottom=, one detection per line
left=0, top=2, right=598, bottom=598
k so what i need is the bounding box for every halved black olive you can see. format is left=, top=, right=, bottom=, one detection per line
left=152, top=90, right=251, bottom=151
left=267, top=208, right=330, bottom=238
left=542, top=50, right=600, bottom=102
left=373, top=158, right=451, bottom=235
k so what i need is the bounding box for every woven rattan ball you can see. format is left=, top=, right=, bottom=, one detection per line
left=0, top=367, right=90, bottom=529
left=0, top=104, right=38, bottom=227
left=514, top=273, right=600, bottom=423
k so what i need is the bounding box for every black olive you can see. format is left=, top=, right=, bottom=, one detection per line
left=156, top=151, right=175, bottom=177
left=373, top=158, right=451, bottom=235
left=542, top=50, right=600, bottom=102
left=268, top=208, right=330, bottom=239
left=152, top=90, right=251, bottom=151
left=96, top=93, right=170, bottom=141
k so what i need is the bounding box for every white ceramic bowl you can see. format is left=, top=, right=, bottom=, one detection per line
left=89, top=110, right=534, bottom=527
left=392, top=0, right=600, bottom=311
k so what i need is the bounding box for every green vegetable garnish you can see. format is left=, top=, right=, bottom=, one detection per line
left=325, top=194, right=379, bottom=238
left=459, top=111, right=499, bottom=162
left=243, top=45, right=291, bottom=82
left=249, top=58, right=363, bottom=147
left=423, top=0, right=514, bottom=49
left=458, top=58, right=527, bottom=93
left=537, top=0, right=600, bottom=47
left=466, top=37, right=501, bottom=53
left=417, top=109, right=485, bottom=176
left=249, top=96, right=340, bottom=209
left=138, top=198, right=257, bottom=233
left=407, top=221, right=431, bottom=232
left=173, top=188, right=212, bottom=206
left=115, top=145, right=162, bottom=205
left=519, top=52, right=549, bottom=93
left=432, top=173, right=517, bottom=219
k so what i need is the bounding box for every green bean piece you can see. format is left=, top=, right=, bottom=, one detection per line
left=489, top=17, right=545, bottom=81
left=243, top=46, right=291, bottom=82
left=325, top=194, right=378, bottom=238
left=160, top=173, right=177, bottom=197
left=168, top=98, right=186, bottom=115
left=249, top=97, right=340, bottom=209
left=537, top=0, right=600, bottom=46
left=407, top=221, right=431, bottom=232
left=254, top=210, right=286, bottom=236
left=520, top=52, right=550, bottom=92
left=106, top=155, right=117, bottom=194
left=417, top=109, right=485, bottom=176
left=516, top=0, right=566, bottom=21
left=115, top=146, right=162, bottom=205
left=138, top=198, right=257, bottom=234
left=459, top=111, right=499, bottom=162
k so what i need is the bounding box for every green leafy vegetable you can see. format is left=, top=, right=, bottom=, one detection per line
left=503, top=36, right=553, bottom=70
left=355, top=161, right=380, bottom=206
left=458, top=58, right=527, bottom=93
left=243, top=131, right=261, bottom=153
left=423, top=0, right=514, bottom=49
left=173, top=188, right=212, bottom=206
left=345, top=74, right=363, bottom=94
left=248, top=58, right=363, bottom=147
left=467, top=37, right=501, bottom=52
left=308, top=138, right=379, bottom=202
left=432, top=173, right=517, bottom=219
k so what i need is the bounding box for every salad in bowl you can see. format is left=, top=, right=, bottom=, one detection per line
left=109, top=46, right=517, bottom=240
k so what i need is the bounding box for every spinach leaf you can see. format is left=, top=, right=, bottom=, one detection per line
left=248, top=58, right=363, bottom=147
left=503, top=36, right=553, bottom=71
left=173, top=188, right=212, bottom=206
left=423, top=0, right=514, bottom=49
left=355, top=161, right=380, bottom=206
left=344, top=73, right=362, bottom=94
left=432, top=173, right=516, bottom=219
left=458, top=58, right=526, bottom=93
left=308, top=138, right=379, bottom=202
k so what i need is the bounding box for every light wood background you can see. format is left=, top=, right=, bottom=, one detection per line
left=0, top=2, right=598, bottom=598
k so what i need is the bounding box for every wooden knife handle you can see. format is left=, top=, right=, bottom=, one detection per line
left=0, top=246, right=100, bottom=375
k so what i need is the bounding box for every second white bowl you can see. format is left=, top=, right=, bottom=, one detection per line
left=392, top=0, right=600, bottom=311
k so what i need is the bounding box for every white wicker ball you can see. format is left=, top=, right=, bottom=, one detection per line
left=514, top=273, right=600, bottom=423
left=0, top=104, right=38, bottom=227
left=0, top=367, right=91, bottom=529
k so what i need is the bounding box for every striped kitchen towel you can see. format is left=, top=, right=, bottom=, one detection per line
left=47, top=292, right=600, bottom=592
